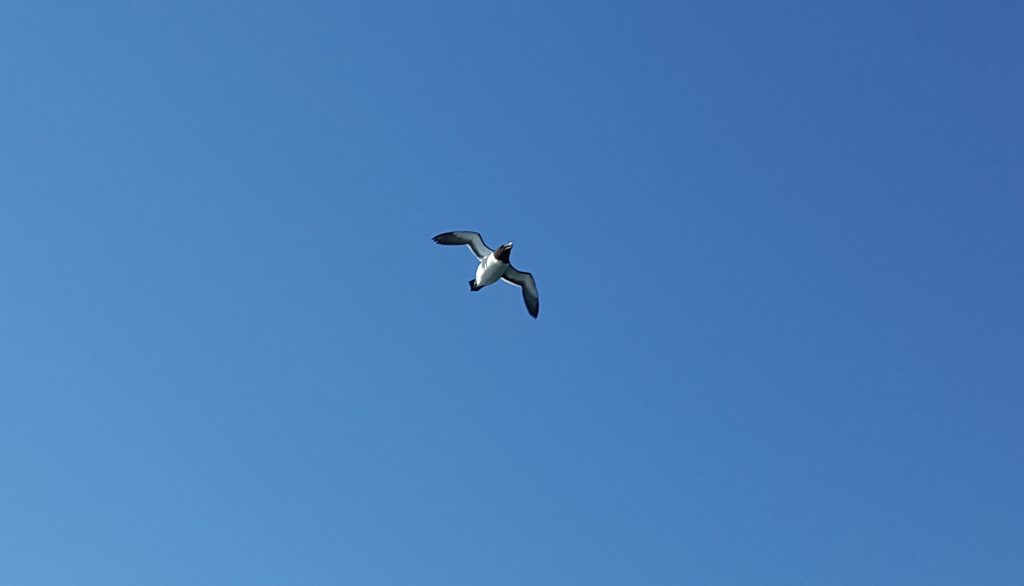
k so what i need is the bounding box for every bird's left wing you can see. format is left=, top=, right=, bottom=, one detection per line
left=501, top=266, right=539, bottom=319
left=432, top=231, right=493, bottom=260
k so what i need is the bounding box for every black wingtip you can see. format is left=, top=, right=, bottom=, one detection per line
left=525, top=301, right=539, bottom=319
left=433, top=232, right=460, bottom=245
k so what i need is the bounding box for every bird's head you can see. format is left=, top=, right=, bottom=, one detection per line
left=496, top=242, right=513, bottom=262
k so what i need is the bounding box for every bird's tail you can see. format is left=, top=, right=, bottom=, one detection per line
left=468, top=279, right=482, bottom=292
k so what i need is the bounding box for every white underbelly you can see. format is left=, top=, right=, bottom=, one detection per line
left=476, top=257, right=506, bottom=287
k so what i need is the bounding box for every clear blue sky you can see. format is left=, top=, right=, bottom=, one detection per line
left=2, top=2, right=1021, bottom=584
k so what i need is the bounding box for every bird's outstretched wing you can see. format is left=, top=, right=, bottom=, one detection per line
left=432, top=231, right=493, bottom=260
left=501, top=266, right=539, bottom=319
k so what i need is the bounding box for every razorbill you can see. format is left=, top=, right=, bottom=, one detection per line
left=432, top=231, right=539, bottom=319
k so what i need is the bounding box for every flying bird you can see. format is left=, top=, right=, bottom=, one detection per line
left=432, top=231, right=539, bottom=319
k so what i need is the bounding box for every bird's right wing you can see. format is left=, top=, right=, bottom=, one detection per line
left=432, top=231, right=493, bottom=260
left=501, top=266, right=539, bottom=319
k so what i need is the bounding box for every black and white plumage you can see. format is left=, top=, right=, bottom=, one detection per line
left=433, top=231, right=540, bottom=319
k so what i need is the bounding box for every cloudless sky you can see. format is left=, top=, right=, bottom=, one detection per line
left=1, top=1, right=1022, bottom=584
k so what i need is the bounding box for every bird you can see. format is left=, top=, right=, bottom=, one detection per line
left=432, top=231, right=539, bottom=319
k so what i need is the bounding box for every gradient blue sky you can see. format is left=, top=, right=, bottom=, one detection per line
left=2, top=2, right=1022, bottom=584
